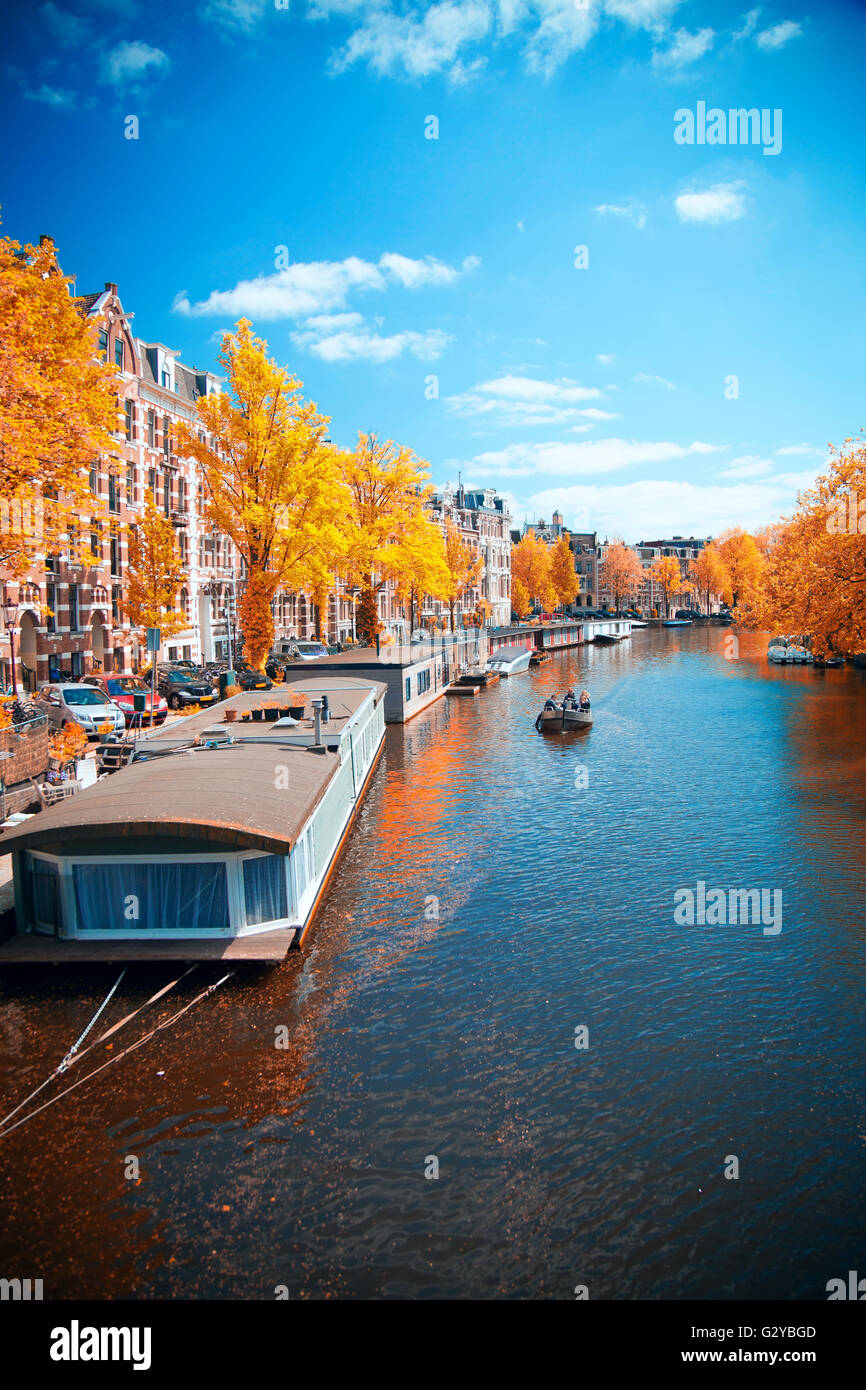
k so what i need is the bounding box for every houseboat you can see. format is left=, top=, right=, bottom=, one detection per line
left=486, top=643, right=532, bottom=676
left=0, top=678, right=386, bottom=962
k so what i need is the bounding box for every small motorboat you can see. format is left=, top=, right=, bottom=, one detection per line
left=529, top=650, right=550, bottom=666
left=629, top=620, right=648, bottom=628
left=593, top=632, right=622, bottom=644
left=456, top=667, right=498, bottom=687
left=663, top=619, right=692, bottom=627
left=535, top=703, right=593, bottom=732
left=767, top=638, right=790, bottom=663
left=487, top=643, right=532, bottom=676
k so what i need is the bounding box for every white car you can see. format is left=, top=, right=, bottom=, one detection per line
left=292, top=641, right=329, bottom=661
left=36, top=683, right=126, bottom=738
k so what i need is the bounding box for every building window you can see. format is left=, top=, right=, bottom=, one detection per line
left=163, top=473, right=171, bottom=516
left=161, top=369, right=170, bottom=388
left=124, top=400, right=134, bottom=440
left=108, top=473, right=119, bottom=513
left=111, top=584, right=121, bottom=622
left=98, top=328, right=108, bottom=357
left=46, top=583, right=57, bottom=633
left=68, top=583, right=80, bottom=632
left=177, top=476, right=186, bottom=511
left=110, top=537, right=121, bottom=578
left=114, top=338, right=124, bottom=370
left=90, top=524, right=100, bottom=561
left=88, top=465, right=98, bottom=495
left=126, top=461, right=135, bottom=500
left=147, top=409, right=155, bottom=447
left=163, top=416, right=170, bottom=460
left=148, top=468, right=156, bottom=497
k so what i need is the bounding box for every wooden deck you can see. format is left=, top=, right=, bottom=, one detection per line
left=0, top=929, right=298, bottom=963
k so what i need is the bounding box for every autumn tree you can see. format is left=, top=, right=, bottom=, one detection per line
left=395, top=515, right=450, bottom=634
left=442, top=520, right=483, bottom=631
left=175, top=320, right=343, bottom=669
left=758, top=439, right=866, bottom=657
left=649, top=554, right=682, bottom=617
left=0, top=227, right=117, bottom=574
left=690, top=542, right=729, bottom=614
left=125, top=495, right=187, bottom=639
left=716, top=528, right=765, bottom=623
left=511, top=577, right=531, bottom=619
left=337, top=432, right=446, bottom=646
left=549, top=533, right=579, bottom=610
left=511, top=530, right=555, bottom=611
left=600, top=539, right=643, bottom=611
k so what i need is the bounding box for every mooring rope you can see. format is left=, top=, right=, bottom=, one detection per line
left=0, top=966, right=195, bottom=1134
left=0, top=971, right=232, bottom=1140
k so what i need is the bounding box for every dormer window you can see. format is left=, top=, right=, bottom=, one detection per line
left=161, top=369, right=170, bottom=388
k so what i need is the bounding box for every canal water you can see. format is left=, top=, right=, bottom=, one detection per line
left=1, top=627, right=865, bottom=1300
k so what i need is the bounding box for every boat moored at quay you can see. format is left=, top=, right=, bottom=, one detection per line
left=0, top=678, right=386, bottom=963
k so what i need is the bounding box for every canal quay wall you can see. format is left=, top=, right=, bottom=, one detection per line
left=292, top=619, right=632, bottom=723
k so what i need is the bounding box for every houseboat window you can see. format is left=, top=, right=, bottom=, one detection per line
left=25, top=855, right=61, bottom=934
left=243, top=855, right=288, bottom=926
left=72, top=861, right=229, bottom=933
left=405, top=676, right=411, bottom=701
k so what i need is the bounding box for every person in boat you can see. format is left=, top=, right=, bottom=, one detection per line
left=535, top=694, right=559, bottom=730
left=563, top=689, right=578, bottom=710
left=578, top=688, right=591, bottom=710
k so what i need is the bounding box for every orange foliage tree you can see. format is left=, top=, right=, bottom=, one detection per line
left=649, top=554, right=682, bottom=617
left=549, top=533, right=579, bottom=609
left=0, top=227, right=117, bottom=574
left=125, top=495, right=187, bottom=641
left=442, top=520, right=483, bottom=631
left=175, top=320, right=343, bottom=670
left=716, top=528, right=765, bottom=623
left=511, top=530, right=555, bottom=611
left=689, top=542, right=729, bottom=614
left=758, top=439, right=866, bottom=656
left=511, top=577, right=531, bottom=619
left=600, top=539, right=643, bottom=611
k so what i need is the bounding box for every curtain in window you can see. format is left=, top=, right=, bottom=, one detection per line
left=243, top=855, right=288, bottom=926
left=72, top=861, right=229, bottom=933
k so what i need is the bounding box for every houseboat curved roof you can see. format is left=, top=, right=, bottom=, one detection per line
left=1, top=678, right=386, bottom=859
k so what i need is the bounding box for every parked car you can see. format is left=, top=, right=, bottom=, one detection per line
left=35, top=683, right=126, bottom=738
left=80, top=674, right=168, bottom=726
left=141, top=666, right=218, bottom=710
left=208, top=661, right=272, bottom=692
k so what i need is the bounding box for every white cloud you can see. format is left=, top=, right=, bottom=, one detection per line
left=596, top=352, right=616, bottom=365
left=173, top=251, right=477, bottom=320
left=100, top=40, right=170, bottom=86
left=199, top=0, right=268, bottom=29
left=732, top=7, right=762, bottom=42
left=292, top=313, right=450, bottom=362
left=652, top=26, right=714, bottom=68
left=327, top=1, right=492, bottom=80
left=756, top=19, right=802, bottom=50
left=524, top=473, right=814, bottom=542
left=674, top=182, right=748, bottom=224
left=775, top=443, right=818, bottom=456
left=633, top=371, right=675, bottom=389
left=457, top=436, right=721, bottom=479
left=516, top=219, right=525, bottom=232
left=23, top=83, right=77, bottom=108
left=594, top=202, right=647, bottom=229
left=447, top=374, right=609, bottom=427
left=719, top=455, right=774, bottom=478
left=39, top=2, right=90, bottom=45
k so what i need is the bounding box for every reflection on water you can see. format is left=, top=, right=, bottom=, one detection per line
left=1, top=628, right=865, bottom=1299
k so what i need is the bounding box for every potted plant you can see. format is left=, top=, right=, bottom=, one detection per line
left=223, top=684, right=242, bottom=722
left=263, top=701, right=280, bottom=722
left=250, top=707, right=264, bottom=722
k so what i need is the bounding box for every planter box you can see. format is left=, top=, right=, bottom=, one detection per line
left=0, top=717, right=50, bottom=786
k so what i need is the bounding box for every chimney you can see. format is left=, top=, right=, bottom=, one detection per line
left=39, top=234, right=54, bottom=247
left=105, top=281, right=118, bottom=295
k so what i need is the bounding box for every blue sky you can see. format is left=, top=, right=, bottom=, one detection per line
left=3, top=0, right=865, bottom=541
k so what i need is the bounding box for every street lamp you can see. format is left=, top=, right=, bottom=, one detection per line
left=2, top=597, right=20, bottom=696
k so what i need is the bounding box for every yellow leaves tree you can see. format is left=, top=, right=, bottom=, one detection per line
left=511, top=577, right=531, bottom=619
left=511, top=530, right=555, bottom=611
left=689, top=542, right=729, bottom=614
left=442, top=520, right=483, bottom=631
left=600, top=539, right=643, bottom=611
left=336, top=432, right=444, bottom=645
left=549, top=533, right=579, bottom=609
left=759, top=439, right=866, bottom=657
left=395, top=515, right=451, bottom=634
left=649, top=554, right=682, bottom=617
left=175, top=320, right=342, bottom=669
left=716, top=528, right=765, bottom=623
left=125, top=495, right=187, bottom=640
left=0, top=227, right=117, bottom=574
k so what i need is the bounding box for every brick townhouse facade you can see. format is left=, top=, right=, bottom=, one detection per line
left=0, top=256, right=513, bottom=687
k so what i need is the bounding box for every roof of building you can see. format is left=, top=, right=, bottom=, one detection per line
left=0, top=679, right=385, bottom=858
